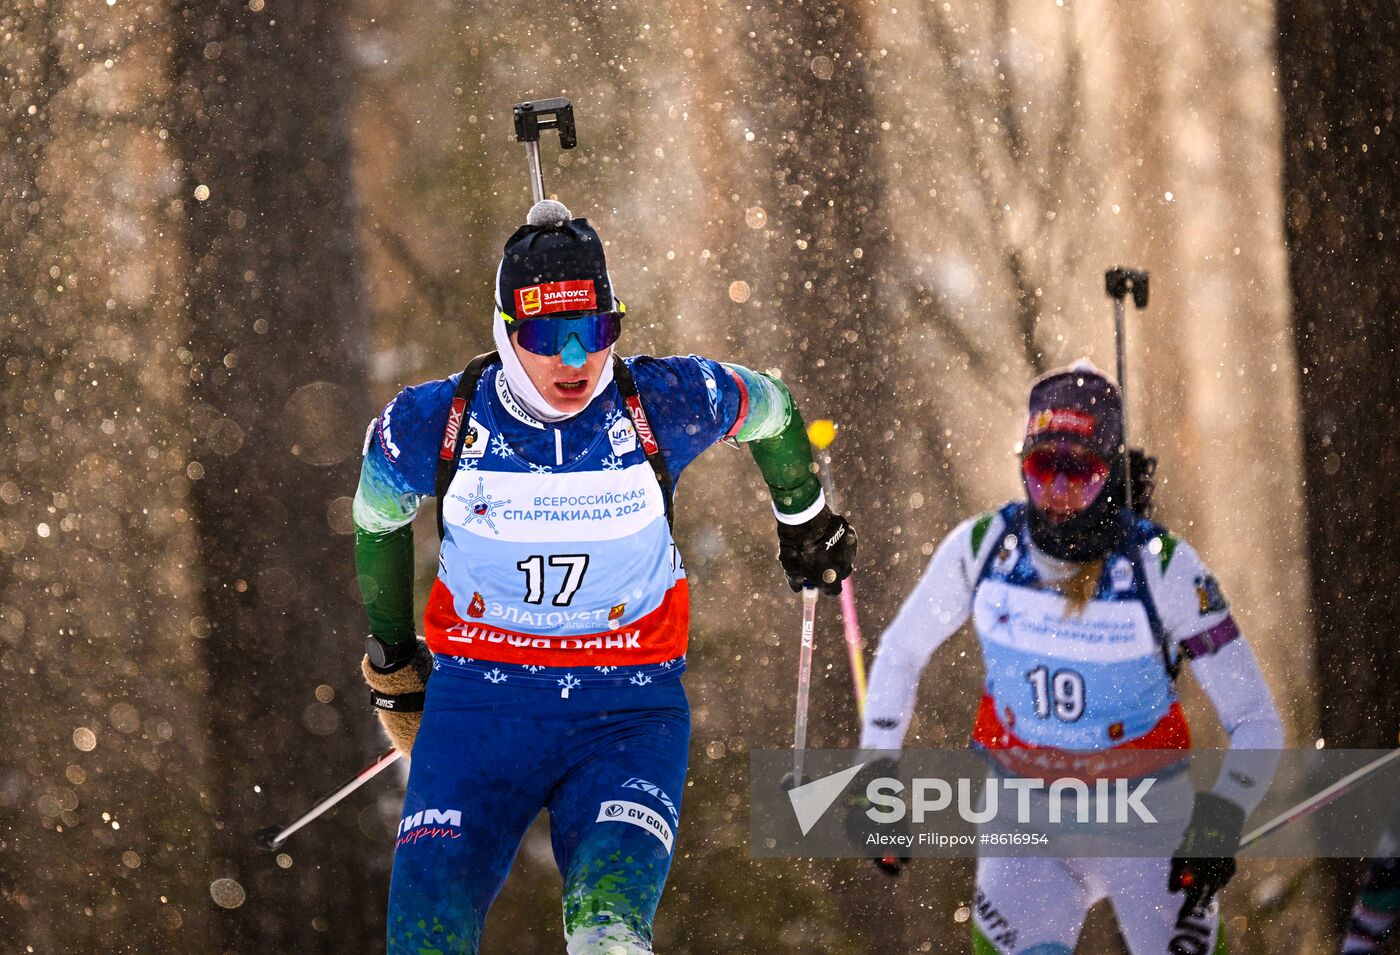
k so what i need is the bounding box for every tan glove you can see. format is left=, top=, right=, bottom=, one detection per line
left=361, top=638, right=433, bottom=755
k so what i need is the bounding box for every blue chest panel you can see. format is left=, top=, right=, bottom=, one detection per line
left=971, top=504, right=1178, bottom=751
left=432, top=368, right=683, bottom=647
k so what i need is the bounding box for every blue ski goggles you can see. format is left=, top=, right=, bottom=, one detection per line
left=505, top=309, right=624, bottom=357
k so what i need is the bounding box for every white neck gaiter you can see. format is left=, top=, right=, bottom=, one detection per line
left=491, top=311, right=615, bottom=425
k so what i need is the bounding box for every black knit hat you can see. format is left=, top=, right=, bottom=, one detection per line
left=495, top=200, right=615, bottom=323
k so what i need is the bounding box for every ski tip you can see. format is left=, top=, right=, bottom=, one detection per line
left=807, top=419, right=837, bottom=451
left=252, top=825, right=285, bottom=853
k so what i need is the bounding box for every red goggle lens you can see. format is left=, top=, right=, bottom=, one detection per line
left=1022, top=445, right=1111, bottom=517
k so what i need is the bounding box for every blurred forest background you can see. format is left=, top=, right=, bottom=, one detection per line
left=1, top=0, right=1395, bottom=951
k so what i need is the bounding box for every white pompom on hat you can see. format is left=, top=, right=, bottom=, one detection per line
left=526, top=199, right=572, bottom=227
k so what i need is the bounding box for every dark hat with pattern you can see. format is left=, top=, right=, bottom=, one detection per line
left=495, top=200, right=616, bottom=323
left=1024, top=360, right=1124, bottom=461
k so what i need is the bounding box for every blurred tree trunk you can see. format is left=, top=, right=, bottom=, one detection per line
left=0, top=0, right=211, bottom=950
left=730, top=3, right=949, bottom=951
left=737, top=0, right=903, bottom=697
left=1278, top=1, right=1399, bottom=938
left=1277, top=1, right=1399, bottom=750
left=173, top=1, right=380, bottom=949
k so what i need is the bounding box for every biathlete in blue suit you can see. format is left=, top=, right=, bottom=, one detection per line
left=352, top=199, right=856, bottom=954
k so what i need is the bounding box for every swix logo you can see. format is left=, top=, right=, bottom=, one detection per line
left=625, top=397, right=659, bottom=454
left=515, top=280, right=597, bottom=318
left=397, top=807, right=463, bottom=847
left=824, top=525, right=846, bottom=550
left=440, top=398, right=467, bottom=460
left=1028, top=408, right=1096, bottom=440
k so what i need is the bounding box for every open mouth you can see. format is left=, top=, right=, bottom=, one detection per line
left=554, top=380, right=587, bottom=394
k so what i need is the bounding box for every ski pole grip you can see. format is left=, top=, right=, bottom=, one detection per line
left=513, top=97, right=577, bottom=149
left=1105, top=267, right=1150, bottom=308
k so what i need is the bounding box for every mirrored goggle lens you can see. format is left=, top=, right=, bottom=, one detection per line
left=512, top=312, right=623, bottom=356
left=1022, top=445, right=1110, bottom=514
left=1022, top=445, right=1108, bottom=483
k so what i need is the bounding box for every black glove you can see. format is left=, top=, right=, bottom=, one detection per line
left=1127, top=448, right=1157, bottom=518
left=362, top=636, right=434, bottom=755
left=843, top=758, right=910, bottom=877
left=777, top=507, right=857, bottom=596
left=1169, top=792, right=1246, bottom=918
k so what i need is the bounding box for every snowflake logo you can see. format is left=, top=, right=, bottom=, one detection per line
left=490, top=434, right=515, bottom=459
left=595, top=665, right=617, bottom=674
left=457, top=455, right=478, bottom=472
left=601, top=454, right=623, bottom=471
left=483, top=668, right=507, bottom=684
left=527, top=461, right=553, bottom=475
left=558, top=674, right=582, bottom=698
left=458, top=476, right=509, bottom=535
left=524, top=664, right=544, bottom=674
left=658, top=659, right=675, bottom=670
left=606, top=407, right=626, bottom=425
left=628, top=672, right=653, bottom=687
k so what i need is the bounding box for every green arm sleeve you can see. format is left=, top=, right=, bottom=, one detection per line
left=723, top=364, right=825, bottom=520
left=351, top=447, right=421, bottom=645
left=354, top=524, right=417, bottom=645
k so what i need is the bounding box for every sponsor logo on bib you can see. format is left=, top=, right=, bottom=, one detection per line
left=462, top=418, right=489, bottom=459
left=1110, top=557, right=1133, bottom=592
left=993, top=537, right=1018, bottom=575
left=1195, top=575, right=1228, bottom=615
left=454, top=477, right=509, bottom=534
left=609, top=417, right=638, bottom=455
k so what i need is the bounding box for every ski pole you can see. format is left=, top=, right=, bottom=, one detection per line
left=1104, top=267, right=1149, bottom=511
left=1238, top=747, right=1400, bottom=851
left=792, top=586, right=819, bottom=786
left=806, top=419, right=868, bottom=717
left=512, top=97, right=577, bottom=205
left=253, top=746, right=404, bottom=852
